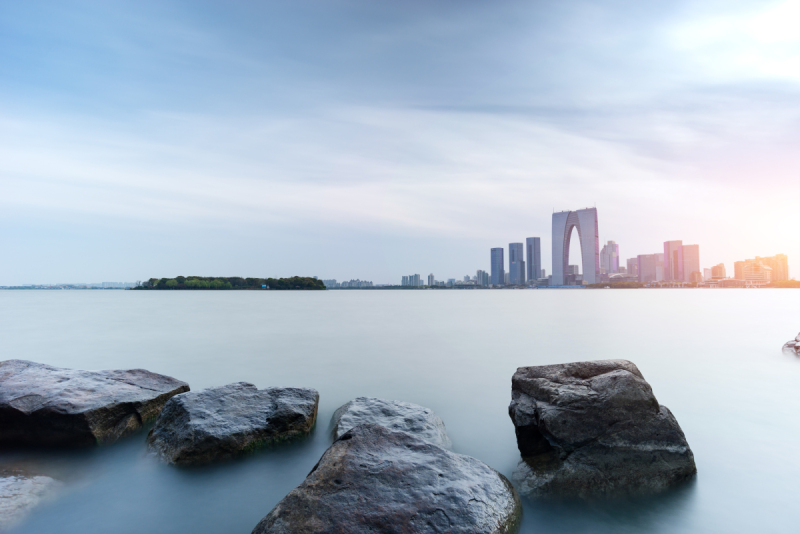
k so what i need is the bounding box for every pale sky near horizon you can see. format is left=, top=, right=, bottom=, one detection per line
left=2, top=0, right=799, bottom=285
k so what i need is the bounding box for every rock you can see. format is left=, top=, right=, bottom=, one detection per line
left=331, top=397, right=451, bottom=448
left=0, top=360, right=189, bottom=448
left=508, top=359, right=696, bottom=499
left=783, top=337, right=800, bottom=355
left=0, top=471, right=61, bottom=530
left=252, top=424, right=521, bottom=534
left=147, top=382, right=319, bottom=465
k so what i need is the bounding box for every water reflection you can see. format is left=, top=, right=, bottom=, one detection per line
left=521, top=479, right=697, bottom=533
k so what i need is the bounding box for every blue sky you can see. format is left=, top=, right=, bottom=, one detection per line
left=2, top=0, right=799, bottom=284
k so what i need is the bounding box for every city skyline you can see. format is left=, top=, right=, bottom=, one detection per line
left=2, top=1, right=800, bottom=286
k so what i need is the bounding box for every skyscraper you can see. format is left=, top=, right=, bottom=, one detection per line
left=509, top=242, right=525, bottom=285
left=552, top=208, right=599, bottom=286
left=600, top=241, right=619, bottom=274
left=682, top=244, right=700, bottom=282
left=476, top=270, right=489, bottom=287
left=626, top=258, right=638, bottom=277
left=711, top=263, right=726, bottom=279
left=526, top=237, right=541, bottom=281
left=427, top=273, right=434, bottom=286
left=663, top=240, right=683, bottom=281
left=490, top=248, right=505, bottom=286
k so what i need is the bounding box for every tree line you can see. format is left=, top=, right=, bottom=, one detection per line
left=135, top=276, right=326, bottom=290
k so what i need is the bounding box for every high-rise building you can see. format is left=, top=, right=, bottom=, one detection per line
left=711, top=263, right=726, bottom=279
left=626, top=258, right=638, bottom=278
left=401, top=274, right=421, bottom=287
left=734, top=255, right=788, bottom=283
left=526, top=237, right=541, bottom=281
left=663, top=240, right=683, bottom=281
left=655, top=253, right=665, bottom=281
left=682, top=244, right=700, bottom=283
left=509, top=243, right=525, bottom=285
left=427, top=273, right=434, bottom=286
left=600, top=241, right=620, bottom=274
left=637, top=254, right=660, bottom=283
left=756, top=254, right=789, bottom=281
left=552, top=208, right=599, bottom=286
left=743, top=263, right=772, bottom=286
left=476, top=270, right=489, bottom=287
left=490, top=248, right=505, bottom=286
left=703, top=268, right=712, bottom=281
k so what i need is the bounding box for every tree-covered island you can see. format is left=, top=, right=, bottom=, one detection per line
left=134, top=276, right=325, bottom=290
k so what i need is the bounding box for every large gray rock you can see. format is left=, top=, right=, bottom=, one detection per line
left=508, top=359, right=696, bottom=499
left=0, top=360, right=189, bottom=447
left=252, top=424, right=521, bottom=534
left=0, top=470, right=61, bottom=530
left=147, top=382, right=319, bottom=465
left=331, top=397, right=451, bottom=448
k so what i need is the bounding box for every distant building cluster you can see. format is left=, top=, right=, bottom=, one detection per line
left=322, top=279, right=373, bottom=289
left=318, top=207, right=791, bottom=289
left=631, top=240, right=700, bottom=285
left=401, top=274, right=422, bottom=287
left=0, top=282, right=140, bottom=290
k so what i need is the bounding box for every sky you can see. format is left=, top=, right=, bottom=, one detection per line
left=2, top=0, right=799, bottom=285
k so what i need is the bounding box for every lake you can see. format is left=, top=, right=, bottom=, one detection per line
left=1, top=289, right=799, bottom=533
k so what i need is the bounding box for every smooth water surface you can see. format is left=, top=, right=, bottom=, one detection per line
left=1, top=290, right=799, bottom=533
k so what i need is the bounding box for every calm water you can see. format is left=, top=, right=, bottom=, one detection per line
left=1, top=290, right=799, bottom=533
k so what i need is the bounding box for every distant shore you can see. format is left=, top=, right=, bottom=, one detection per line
left=133, top=276, right=325, bottom=290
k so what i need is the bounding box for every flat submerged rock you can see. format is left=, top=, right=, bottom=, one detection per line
left=252, top=424, right=521, bottom=534
left=0, top=359, right=189, bottom=447
left=147, top=382, right=319, bottom=465
left=509, top=359, right=696, bottom=499
left=331, top=396, right=451, bottom=448
left=0, top=472, right=61, bottom=530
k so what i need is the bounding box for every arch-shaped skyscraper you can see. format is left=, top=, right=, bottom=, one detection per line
left=552, top=208, right=599, bottom=286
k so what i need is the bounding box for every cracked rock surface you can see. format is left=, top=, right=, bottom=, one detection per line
left=147, top=382, right=319, bottom=465
left=252, top=424, right=521, bottom=534
left=331, top=397, right=451, bottom=448
left=509, top=359, right=696, bottom=499
left=0, top=359, right=189, bottom=447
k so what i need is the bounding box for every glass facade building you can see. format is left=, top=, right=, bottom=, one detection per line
left=526, top=237, right=541, bottom=281
left=663, top=240, right=684, bottom=281
left=508, top=242, right=525, bottom=285
left=490, top=248, right=505, bottom=286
